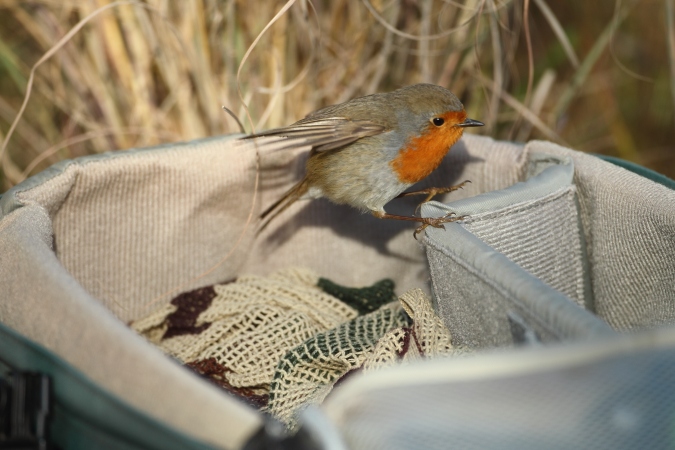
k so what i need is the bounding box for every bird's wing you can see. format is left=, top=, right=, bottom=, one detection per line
left=244, top=118, right=387, bottom=152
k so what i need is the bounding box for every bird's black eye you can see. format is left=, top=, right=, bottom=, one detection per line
left=432, top=117, right=444, bottom=126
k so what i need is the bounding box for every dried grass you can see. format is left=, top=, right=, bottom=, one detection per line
left=0, top=0, right=673, bottom=190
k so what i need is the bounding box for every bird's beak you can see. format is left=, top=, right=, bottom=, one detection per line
left=457, top=118, right=484, bottom=128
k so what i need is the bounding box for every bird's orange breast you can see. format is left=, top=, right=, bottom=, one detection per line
left=390, top=110, right=466, bottom=184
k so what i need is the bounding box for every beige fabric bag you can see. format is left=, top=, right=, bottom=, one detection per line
left=1, top=133, right=674, bottom=449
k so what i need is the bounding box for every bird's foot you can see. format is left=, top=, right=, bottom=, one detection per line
left=397, top=180, right=471, bottom=214
left=413, top=212, right=468, bottom=240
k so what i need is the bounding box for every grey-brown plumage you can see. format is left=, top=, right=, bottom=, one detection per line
left=247, top=84, right=483, bottom=234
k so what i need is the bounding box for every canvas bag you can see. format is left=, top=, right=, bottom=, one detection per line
left=0, top=133, right=674, bottom=449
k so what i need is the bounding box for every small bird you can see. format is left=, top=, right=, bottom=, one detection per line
left=251, top=84, right=484, bottom=238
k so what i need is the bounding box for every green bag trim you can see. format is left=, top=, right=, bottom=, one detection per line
left=596, top=155, right=675, bottom=191
left=0, top=322, right=218, bottom=450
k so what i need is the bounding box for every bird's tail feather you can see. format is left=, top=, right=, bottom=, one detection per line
left=258, top=178, right=310, bottom=232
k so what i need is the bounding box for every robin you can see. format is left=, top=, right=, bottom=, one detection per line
left=250, top=84, right=484, bottom=238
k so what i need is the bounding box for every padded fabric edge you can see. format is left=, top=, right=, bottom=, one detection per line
left=0, top=204, right=262, bottom=449
left=421, top=221, right=615, bottom=340
left=0, top=322, right=218, bottom=450
left=0, top=134, right=243, bottom=218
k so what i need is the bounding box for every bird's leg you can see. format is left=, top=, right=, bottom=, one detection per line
left=372, top=210, right=468, bottom=240
left=397, top=180, right=471, bottom=214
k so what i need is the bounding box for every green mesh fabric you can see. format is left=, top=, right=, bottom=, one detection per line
left=266, top=302, right=410, bottom=428
left=317, top=278, right=398, bottom=314
left=132, top=268, right=460, bottom=429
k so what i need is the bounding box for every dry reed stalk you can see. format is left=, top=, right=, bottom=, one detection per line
left=0, top=0, right=673, bottom=189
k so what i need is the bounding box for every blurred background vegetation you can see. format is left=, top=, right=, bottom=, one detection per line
left=0, top=0, right=673, bottom=191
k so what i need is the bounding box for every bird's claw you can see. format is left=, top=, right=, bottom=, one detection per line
left=410, top=180, right=472, bottom=215
left=413, top=212, right=468, bottom=240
